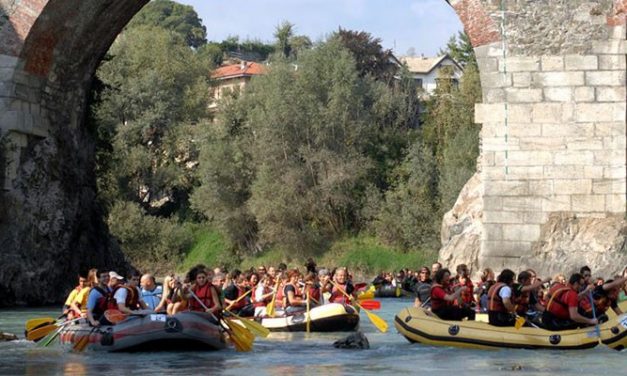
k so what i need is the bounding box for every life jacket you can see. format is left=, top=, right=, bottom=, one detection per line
left=91, top=286, right=116, bottom=319
left=487, top=282, right=508, bottom=313
left=430, top=283, right=449, bottom=311
left=329, top=283, right=352, bottom=305
left=111, top=285, right=140, bottom=311
left=275, top=282, right=285, bottom=308
left=307, top=285, right=321, bottom=304
left=454, top=280, right=474, bottom=306
left=546, top=284, right=573, bottom=319
left=512, top=283, right=530, bottom=314
left=188, top=282, right=214, bottom=312
left=283, top=283, right=303, bottom=307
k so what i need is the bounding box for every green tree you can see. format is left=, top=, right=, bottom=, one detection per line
left=94, top=26, right=210, bottom=215
left=332, top=28, right=398, bottom=82
left=440, top=32, right=476, bottom=67
left=129, top=0, right=207, bottom=48
left=273, top=21, right=294, bottom=59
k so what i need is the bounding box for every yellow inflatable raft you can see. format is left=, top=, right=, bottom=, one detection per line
left=395, top=307, right=627, bottom=351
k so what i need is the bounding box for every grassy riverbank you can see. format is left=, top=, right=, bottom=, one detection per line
left=178, top=229, right=437, bottom=276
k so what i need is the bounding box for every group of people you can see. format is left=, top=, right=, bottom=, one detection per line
left=410, top=262, right=627, bottom=331
left=62, top=260, right=359, bottom=326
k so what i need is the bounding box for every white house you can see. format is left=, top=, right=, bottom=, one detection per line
left=400, top=55, right=464, bottom=95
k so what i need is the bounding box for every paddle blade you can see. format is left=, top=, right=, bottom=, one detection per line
left=514, top=316, right=525, bottom=330
left=365, top=310, right=388, bottom=333
left=357, top=291, right=375, bottom=300
left=224, top=318, right=254, bottom=351
left=359, top=300, right=381, bottom=310
left=266, top=301, right=275, bottom=317
left=104, top=309, right=127, bottom=324
left=239, top=318, right=270, bottom=338
left=72, top=329, right=94, bottom=352
left=39, top=327, right=63, bottom=347
left=225, top=309, right=270, bottom=338
left=26, top=317, right=55, bottom=332
left=26, top=324, right=58, bottom=341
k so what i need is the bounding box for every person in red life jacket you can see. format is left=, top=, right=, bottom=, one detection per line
left=487, top=269, right=519, bottom=326
left=282, top=269, right=307, bottom=314
left=430, top=268, right=474, bottom=321
left=542, top=273, right=598, bottom=331
left=86, top=271, right=116, bottom=326
left=329, top=267, right=355, bottom=305
left=303, top=272, right=321, bottom=307
left=578, top=276, right=627, bottom=322
left=224, top=274, right=254, bottom=317
left=577, top=266, right=595, bottom=298
left=274, top=272, right=288, bottom=310
left=453, top=264, right=475, bottom=310
left=186, top=269, right=221, bottom=316
left=63, top=274, right=88, bottom=320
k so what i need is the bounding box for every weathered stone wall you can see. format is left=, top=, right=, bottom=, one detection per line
left=445, top=0, right=627, bottom=275
left=0, top=0, right=148, bottom=305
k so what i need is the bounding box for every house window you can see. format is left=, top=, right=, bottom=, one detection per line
left=415, top=78, right=423, bottom=89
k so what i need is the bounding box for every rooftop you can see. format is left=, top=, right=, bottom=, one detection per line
left=212, top=61, right=266, bottom=80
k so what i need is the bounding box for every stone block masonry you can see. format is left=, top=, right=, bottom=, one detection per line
left=472, top=0, right=627, bottom=271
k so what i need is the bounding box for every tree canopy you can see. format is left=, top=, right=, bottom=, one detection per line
left=129, top=0, right=207, bottom=48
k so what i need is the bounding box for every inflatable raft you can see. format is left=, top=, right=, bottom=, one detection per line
left=395, top=307, right=627, bottom=351
left=374, top=284, right=402, bottom=298
left=260, top=303, right=359, bottom=332
left=59, top=311, right=226, bottom=352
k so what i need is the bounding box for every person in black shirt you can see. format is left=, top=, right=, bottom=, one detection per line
left=413, top=266, right=432, bottom=308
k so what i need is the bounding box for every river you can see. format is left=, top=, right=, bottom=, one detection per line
left=1, top=299, right=626, bottom=375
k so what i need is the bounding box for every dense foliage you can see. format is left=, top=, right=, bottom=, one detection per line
left=92, top=2, right=481, bottom=270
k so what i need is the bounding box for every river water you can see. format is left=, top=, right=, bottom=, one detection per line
left=1, top=299, right=626, bottom=375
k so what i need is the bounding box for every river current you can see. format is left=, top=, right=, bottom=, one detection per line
left=1, top=299, right=626, bottom=375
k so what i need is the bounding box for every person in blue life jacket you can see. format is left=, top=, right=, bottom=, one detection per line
left=140, top=274, right=163, bottom=310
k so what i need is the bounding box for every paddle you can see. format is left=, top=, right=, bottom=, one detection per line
left=223, top=309, right=270, bottom=338
left=266, top=278, right=281, bottom=317
left=104, top=309, right=149, bottom=324
left=225, top=288, right=252, bottom=310
left=38, top=317, right=84, bottom=347
left=73, top=327, right=96, bottom=352
left=25, top=317, right=56, bottom=333
left=588, top=290, right=601, bottom=339
left=189, top=289, right=253, bottom=352
left=359, top=300, right=381, bottom=310
left=306, top=290, right=311, bottom=333
left=330, top=280, right=388, bottom=333
left=26, top=323, right=59, bottom=341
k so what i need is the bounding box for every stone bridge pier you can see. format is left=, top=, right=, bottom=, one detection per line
left=0, top=0, right=147, bottom=305
left=0, top=0, right=626, bottom=304
left=443, top=0, right=627, bottom=277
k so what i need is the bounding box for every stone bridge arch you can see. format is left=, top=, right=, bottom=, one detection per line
left=0, top=1, right=625, bottom=304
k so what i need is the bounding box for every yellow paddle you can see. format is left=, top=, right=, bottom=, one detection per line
left=331, top=280, right=388, bottom=333
left=73, top=327, right=97, bottom=352
left=189, top=289, right=254, bottom=352
left=224, top=309, right=270, bottom=338
left=266, top=278, right=281, bottom=317
left=26, top=324, right=58, bottom=341
left=25, top=317, right=56, bottom=333
left=225, top=288, right=252, bottom=310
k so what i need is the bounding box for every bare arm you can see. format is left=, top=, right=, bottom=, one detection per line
left=569, top=306, right=597, bottom=325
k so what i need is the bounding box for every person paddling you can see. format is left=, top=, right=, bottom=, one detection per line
left=430, top=268, right=474, bottom=321
left=63, top=274, right=88, bottom=320
left=543, top=273, right=598, bottom=331
left=186, top=269, right=221, bottom=316
left=328, top=267, right=355, bottom=305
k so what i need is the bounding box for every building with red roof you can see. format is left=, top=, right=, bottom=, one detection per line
left=210, top=61, right=266, bottom=110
